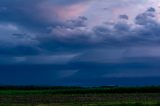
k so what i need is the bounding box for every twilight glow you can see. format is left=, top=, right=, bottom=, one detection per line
left=0, top=0, right=160, bottom=86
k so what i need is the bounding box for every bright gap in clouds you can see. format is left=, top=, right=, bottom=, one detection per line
left=81, top=0, right=160, bottom=27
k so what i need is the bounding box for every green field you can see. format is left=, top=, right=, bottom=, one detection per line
left=0, top=86, right=160, bottom=106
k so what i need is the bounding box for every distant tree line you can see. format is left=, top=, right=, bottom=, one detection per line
left=0, top=86, right=160, bottom=94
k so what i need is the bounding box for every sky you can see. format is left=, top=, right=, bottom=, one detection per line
left=1, top=0, right=160, bottom=86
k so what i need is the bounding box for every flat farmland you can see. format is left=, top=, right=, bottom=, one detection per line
left=0, top=87, right=160, bottom=106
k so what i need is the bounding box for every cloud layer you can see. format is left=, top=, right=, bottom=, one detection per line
left=0, top=0, right=160, bottom=85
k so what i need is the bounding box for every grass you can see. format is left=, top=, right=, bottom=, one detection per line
left=0, top=86, right=160, bottom=105
left=1, top=103, right=160, bottom=106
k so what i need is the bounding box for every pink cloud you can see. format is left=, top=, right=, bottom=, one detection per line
left=56, top=4, right=89, bottom=20
left=37, top=2, right=89, bottom=22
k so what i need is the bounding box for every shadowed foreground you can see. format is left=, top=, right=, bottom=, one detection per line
left=0, top=86, right=160, bottom=106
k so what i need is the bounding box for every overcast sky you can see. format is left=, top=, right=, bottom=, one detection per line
left=1, top=0, right=160, bottom=86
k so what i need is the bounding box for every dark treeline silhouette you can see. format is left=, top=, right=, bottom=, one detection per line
left=0, top=86, right=160, bottom=94
left=0, top=86, right=83, bottom=90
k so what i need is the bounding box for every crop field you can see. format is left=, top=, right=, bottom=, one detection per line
left=0, top=86, right=160, bottom=106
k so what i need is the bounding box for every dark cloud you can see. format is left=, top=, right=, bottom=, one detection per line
left=119, top=15, right=129, bottom=20
left=1, top=60, right=160, bottom=86
left=0, top=0, right=88, bottom=32
left=64, top=16, right=88, bottom=28
left=1, top=2, right=160, bottom=86
left=0, top=6, right=160, bottom=57
left=135, top=8, right=156, bottom=26
left=114, top=22, right=130, bottom=32
left=147, top=7, right=156, bottom=12
left=45, top=7, right=160, bottom=46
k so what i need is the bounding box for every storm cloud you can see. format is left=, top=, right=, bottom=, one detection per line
left=0, top=0, right=160, bottom=86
